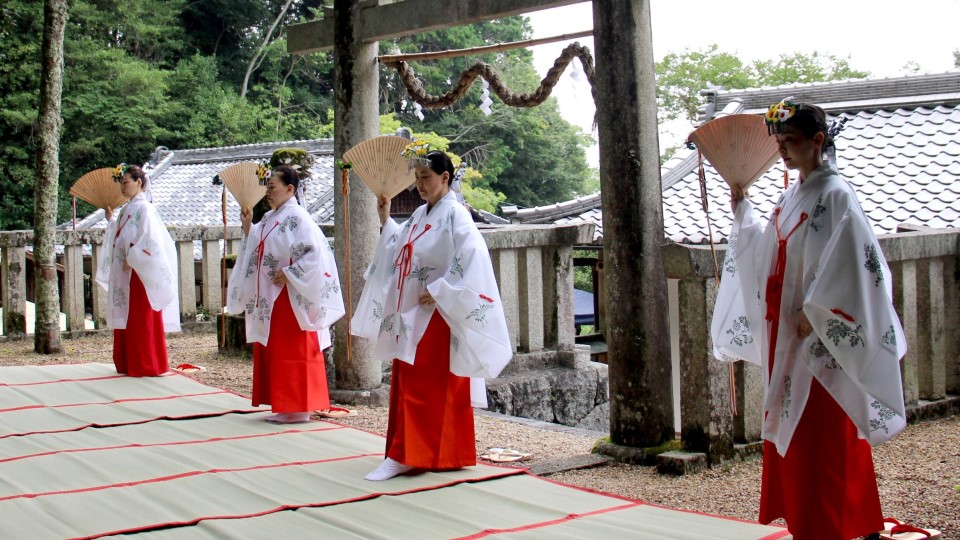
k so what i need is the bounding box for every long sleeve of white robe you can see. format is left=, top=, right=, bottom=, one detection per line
left=351, top=191, right=512, bottom=407
left=711, top=163, right=906, bottom=454
left=225, top=198, right=344, bottom=348
left=710, top=199, right=764, bottom=365
left=95, top=194, right=180, bottom=332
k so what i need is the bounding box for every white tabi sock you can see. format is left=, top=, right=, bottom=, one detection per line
left=364, top=458, right=413, bottom=481
left=264, top=412, right=312, bottom=424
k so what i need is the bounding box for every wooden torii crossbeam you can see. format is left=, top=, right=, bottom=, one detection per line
left=287, top=0, right=589, bottom=54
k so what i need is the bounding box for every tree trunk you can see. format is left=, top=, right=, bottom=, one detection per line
left=593, top=0, right=674, bottom=447
left=332, top=0, right=381, bottom=391
left=33, top=0, right=68, bottom=354
left=240, top=0, right=294, bottom=98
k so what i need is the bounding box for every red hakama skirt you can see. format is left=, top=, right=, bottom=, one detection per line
left=252, top=287, right=330, bottom=413
left=759, top=379, right=883, bottom=539
left=113, top=271, right=168, bottom=377
left=385, top=311, right=476, bottom=469
left=761, top=219, right=884, bottom=540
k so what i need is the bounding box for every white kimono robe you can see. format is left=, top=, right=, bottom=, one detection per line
left=351, top=190, right=512, bottom=407
left=226, top=198, right=345, bottom=348
left=711, top=163, right=907, bottom=455
left=95, top=193, right=181, bottom=332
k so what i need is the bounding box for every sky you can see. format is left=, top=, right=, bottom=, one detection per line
left=526, top=0, right=960, bottom=166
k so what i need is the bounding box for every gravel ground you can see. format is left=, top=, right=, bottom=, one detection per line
left=2, top=332, right=957, bottom=537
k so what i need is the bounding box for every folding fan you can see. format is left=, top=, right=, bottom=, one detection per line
left=687, top=114, right=782, bottom=189
left=343, top=135, right=417, bottom=199
left=69, top=168, right=128, bottom=210
left=688, top=114, right=781, bottom=418
left=218, top=162, right=266, bottom=211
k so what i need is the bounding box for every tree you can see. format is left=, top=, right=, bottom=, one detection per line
left=752, top=51, right=870, bottom=87
left=656, top=44, right=871, bottom=123
left=954, top=49, right=959, bottom=68
left=655, top=44, right=754, bottom=123
left=0, top=7, right=592, bottom=230
left=240, top=0, right=294, bottom=97
left=380, top=18, right=593, bottom=208
left=901, top=60, right=921, bottom=74
left=33, top=0, right=68, bottom=354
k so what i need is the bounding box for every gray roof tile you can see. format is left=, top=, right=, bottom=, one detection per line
left=71, top=140, right=337, bottom=231
left=512, top=76, right=960, bottom=244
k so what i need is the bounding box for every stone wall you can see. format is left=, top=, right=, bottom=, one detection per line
left=485, top=346, right=609, bottom=431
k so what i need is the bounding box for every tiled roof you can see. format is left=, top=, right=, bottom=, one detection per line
left=70, top=139, right=336, bottom=231
left=68, top=137, right=503, bottom=232
left=701, top=71, right=960, bottom=119
left=510, top=72, right=960, bottom=244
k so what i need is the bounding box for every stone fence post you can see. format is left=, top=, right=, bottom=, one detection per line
left=662, top=242, right=744, bottom=463
left=662, top=226, right=960, bottom=466
left=1, top=245, right=28, bottom=336
left=883, top=227, right=960, bottom=403
left=3, top=223, right=600, bottom=352
left=481, top=223, right=594, bottom=358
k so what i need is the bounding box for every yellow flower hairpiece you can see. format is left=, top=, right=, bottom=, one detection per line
left=765, top=97, right=800, bottom=135
left=401, top=139, right=432, bottom=169
left=256, top=161, right=271, bottom=186
left=112, top=163, right=129, bottom=182
left=401, top=139, right=431, bottom=159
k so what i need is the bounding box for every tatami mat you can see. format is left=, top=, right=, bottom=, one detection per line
left=0, top=364, right=790, bottom=539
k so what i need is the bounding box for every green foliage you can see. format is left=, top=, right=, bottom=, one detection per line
left=573, top=250, right=597, bottom=293
left=0, top=0, right=337, bottom=230
left=381, top=19, right=593, bottom=209
left=656, top=44, right=755, bottom=123
left=461, top=176, right=506, bottom=213
left=656, top=44, right=871, bottom=123
left=395, top=126, right=506, bottom=212
left=1, top=2, right=595, bottom=229
left=379, top=113, right=402, bottom=135
left=954, top=49, right=960, bottom=68
left=752, top=51, right=870, bottom=87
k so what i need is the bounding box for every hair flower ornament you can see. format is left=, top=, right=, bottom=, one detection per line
left=401, top=139, right=432, bottom=170
left=112, top=163, right=130, bottom=182
left=765, top=97, right=800, bottom=135
left=256, top=161, right=271, bottom=186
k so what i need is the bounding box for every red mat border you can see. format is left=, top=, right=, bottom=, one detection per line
left=1, top=451, right=383, bottom=503
left=0, top=407, right=266, bottom=440
left=0, top=367, right=266, bottom=440
left=524, top=473, right=791, bottom=538
left=72, top=468, right=526, bottom=540
left=452, top=501, right=645, bottom=539
left=0, top=390, right=227, bottom=414
left=0, top=364, right=787, bottom=539
left=0, top=424, right=345, bottom=464
left=0, top=372, right=173, bottom=387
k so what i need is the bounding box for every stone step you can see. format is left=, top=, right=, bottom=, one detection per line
left=656, top=451, right=708, bottom=476
left=529, top=453, right=611, bottom=476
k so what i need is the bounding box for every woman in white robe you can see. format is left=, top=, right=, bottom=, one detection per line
left=97, top=164, right=180, bottom=376
left=352, top=150, right=512, bottom=481
left=226, top=165, right=345, bottom=423
left=711, top=100, right=906, bottom=539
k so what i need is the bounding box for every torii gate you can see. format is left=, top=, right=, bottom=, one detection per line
left=287, top=0, right=673, bottom=451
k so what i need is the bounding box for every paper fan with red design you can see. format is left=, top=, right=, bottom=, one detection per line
left=218, top=162, right=266, bottom=211
left=343, top=135, right=417, bottom=199
left=69, top=168, right=128, bottom=210
left=687, top=114, right=781, bottom=189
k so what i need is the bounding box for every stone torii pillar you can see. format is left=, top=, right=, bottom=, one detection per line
left=593, top=0, right=674, bottom=450
left=330, top=0, right=383, bottom=402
